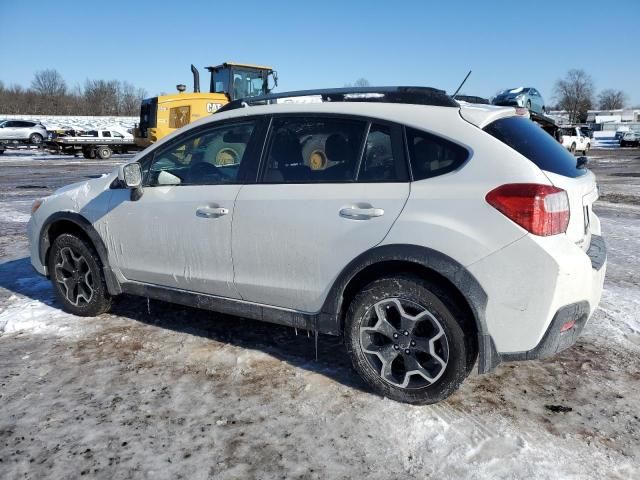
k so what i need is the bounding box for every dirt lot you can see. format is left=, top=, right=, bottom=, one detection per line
left=1, top=148, right=639, bottom=479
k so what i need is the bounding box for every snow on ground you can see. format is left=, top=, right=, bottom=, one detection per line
left=0, top=114, right=137, bottom=133
left=0, top=150, right=639, bottom=479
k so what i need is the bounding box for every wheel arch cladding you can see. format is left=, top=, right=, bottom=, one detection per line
left=319, top=244, right=500, bottom=374
left=40, top=211, right=122, bottom=295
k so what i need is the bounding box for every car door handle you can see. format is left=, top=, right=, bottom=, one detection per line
left=196, top=206, right=229, bottom=218
left=339, top=206, right=384, bottom=220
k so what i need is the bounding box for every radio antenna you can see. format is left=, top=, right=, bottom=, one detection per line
left=452, top=70, right=472, bottom=99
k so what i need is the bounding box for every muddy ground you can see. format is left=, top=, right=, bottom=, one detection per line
left=0, top=148, right=639, bottom=479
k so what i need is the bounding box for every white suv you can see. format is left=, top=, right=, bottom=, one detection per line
left=27, top=87, right=606, bottom=404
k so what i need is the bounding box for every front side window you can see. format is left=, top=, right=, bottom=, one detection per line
left=102, top=131, right=111, bottom=137
left=358, top=123, right=407, bottom=182
left=262, top=117, right=367, bottom=183
left=146, top=121, right=255, bottom=186
left=231, top=69, right=266, bottom=99
left=406, top=127, right=468, bottom=180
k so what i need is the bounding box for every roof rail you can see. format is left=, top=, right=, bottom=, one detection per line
left=217, top=86, right=459, bottom=113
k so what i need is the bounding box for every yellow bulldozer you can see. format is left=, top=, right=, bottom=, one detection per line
left=134, top=62, right=277, bottom=147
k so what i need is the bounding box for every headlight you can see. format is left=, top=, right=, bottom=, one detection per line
left=31, top=198, right=43, bottom=215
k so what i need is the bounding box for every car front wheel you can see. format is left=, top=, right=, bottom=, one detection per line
left=345, top=275, right=470, bottom=404
left=48, top=233, right=112, bottom=316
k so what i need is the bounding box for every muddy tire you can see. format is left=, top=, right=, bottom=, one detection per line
left=344, top=275, right=470, bottom=405
left=48, top=233, right=112, bottom=316
left=96, top=146, right=112, bottom=160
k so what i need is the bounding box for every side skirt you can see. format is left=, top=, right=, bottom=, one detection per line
left=120, top=281, right=327, bottom=333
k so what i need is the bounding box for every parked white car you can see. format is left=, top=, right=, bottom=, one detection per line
left=0, top=119, right=48, bottom=145
left=27, top=88, right=606, bottom=404
left=560, top=127, right=591, bottom=154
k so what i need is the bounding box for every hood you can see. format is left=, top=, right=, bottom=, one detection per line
left=53, top=172, right=114, bottom=196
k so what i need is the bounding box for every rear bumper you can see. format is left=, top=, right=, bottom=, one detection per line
left=501, top=301, right=590, bottom=361
left=468, top=232, right=606, bottom=359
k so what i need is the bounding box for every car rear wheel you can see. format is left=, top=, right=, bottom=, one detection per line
left=29, top=133, right=43, bottom=145
left=48, top=233, right=112, bottom=316
left=345, top=275, right=470, bottom=404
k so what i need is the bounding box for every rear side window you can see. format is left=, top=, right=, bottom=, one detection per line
left=358, top=123, right=408, bottom=182
left=484, top=116, right=586, bottom=178
left=262, top=117, right=367, bottom=183
left=406, top=127, right=468, bottom=180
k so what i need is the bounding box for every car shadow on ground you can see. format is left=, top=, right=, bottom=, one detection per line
left=0, top=256, right=369, bottom=394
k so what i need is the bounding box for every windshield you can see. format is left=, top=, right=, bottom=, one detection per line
left=484, top=116, right=586, bottom=178
left=231, top=69, right=266, bottom=100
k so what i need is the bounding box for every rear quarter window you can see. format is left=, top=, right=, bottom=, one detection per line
left=484, top=117, right=586, bottom=178
left=406, top=127, right=468, bottom=180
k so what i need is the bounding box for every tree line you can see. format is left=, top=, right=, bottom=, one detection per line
left=552, top=69, right=631, bottom=124
left=0, top=69, right=147, bottom=116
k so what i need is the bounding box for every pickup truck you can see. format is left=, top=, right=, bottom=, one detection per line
left=49, top=129, right=138, bottom=159
left=559, top=126, right=591, bottom=154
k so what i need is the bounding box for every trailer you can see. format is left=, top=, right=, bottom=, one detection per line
left=530, top=110, right=561, bottom=140
left=48, top=129, right=141, bottom=159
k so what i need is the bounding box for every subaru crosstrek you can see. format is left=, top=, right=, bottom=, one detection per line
left=27, top=87, right=606, bottom=404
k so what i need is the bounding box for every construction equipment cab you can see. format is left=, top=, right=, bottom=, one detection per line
left=134, top=62, right=277, bottom=147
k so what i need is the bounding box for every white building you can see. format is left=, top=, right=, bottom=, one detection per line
left=586, top=109, right=640, bottom=124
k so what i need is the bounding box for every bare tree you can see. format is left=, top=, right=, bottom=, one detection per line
left=344, top=78, right=371, bottom=88
left=1, top=70, right=146, bottom=116
left=554, top=69, right=594, bottom=123
left=31, top=69, right=67, bottom=97
left=598, top=89, right=627, bottom=110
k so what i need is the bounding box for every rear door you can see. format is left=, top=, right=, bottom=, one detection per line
left=232, top=116, right=410, bottom=312
left=484, top=116, right=597, bottom=250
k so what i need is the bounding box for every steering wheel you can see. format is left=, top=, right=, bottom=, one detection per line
left=188, top=162, right=230, bottom=183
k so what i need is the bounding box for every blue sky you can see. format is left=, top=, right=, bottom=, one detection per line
left=1, top=0, right=639, bottom=105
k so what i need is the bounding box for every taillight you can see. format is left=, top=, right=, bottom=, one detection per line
left=486, top=184, right=570, bottom=236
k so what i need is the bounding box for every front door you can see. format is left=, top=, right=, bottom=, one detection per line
left=232, top=117, right=410, bottom=312
left=102, top=119, right=260, bottom=298
left=0, top=121, right=19, bottom=139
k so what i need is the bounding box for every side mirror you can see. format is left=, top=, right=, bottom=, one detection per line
left=118, top=163, right=142, bottom=189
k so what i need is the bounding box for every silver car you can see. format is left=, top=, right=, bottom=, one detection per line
left=0, top=119, right=48, bottom=145
left=492, top=87, right=546, bottom=114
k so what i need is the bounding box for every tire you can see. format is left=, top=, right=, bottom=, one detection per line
left=542, top=105, right=546, bottom=114
left=96, top=146, right=112, bottom=160
left=526, top=100, right=532, bottom=111
left=48, top=233, right=112, bottom=316
left=29, top=133, right=43, bottom=145
left=344, top=275, right=471, bottom=405
left=570, top=143, right=576, bottom=153
left=584, top=144, right=590, bottom=154
left=82, top=147, right=96, bottom=159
